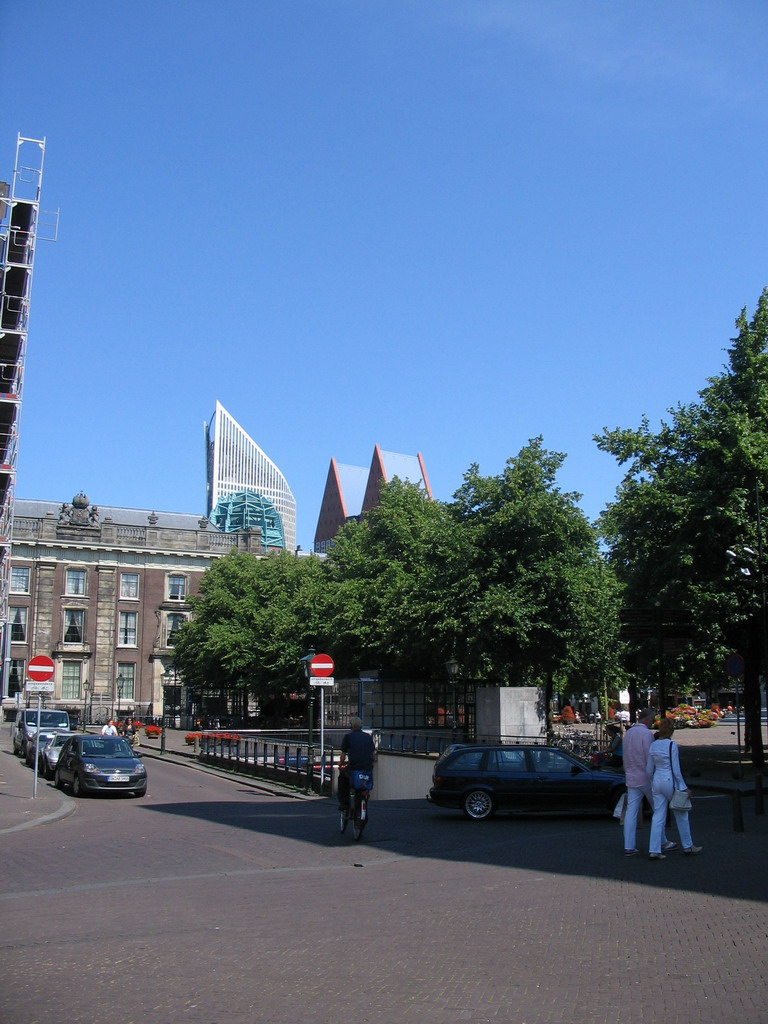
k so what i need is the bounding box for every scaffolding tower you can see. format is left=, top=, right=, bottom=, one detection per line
left=0, top=136, right=51, bottom=696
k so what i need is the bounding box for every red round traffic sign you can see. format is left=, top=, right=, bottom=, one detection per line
left=309, top=653, right=334, bottom=677
left=27, top=655, right=56, bottom=682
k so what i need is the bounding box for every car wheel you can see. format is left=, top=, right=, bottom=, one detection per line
left=72, top=774, right=86, bottom=797
left=462, top=789, right=496, bottom=820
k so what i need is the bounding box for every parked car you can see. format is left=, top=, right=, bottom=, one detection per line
left=23, top=729, right=62, bottom=769
left=427, top=744, right=626, bottom=821
left=38, top=731, right=79, bottom=780
left=11, top=709, right=71, bottom=759
left=54, top=734, right=147, bottom=797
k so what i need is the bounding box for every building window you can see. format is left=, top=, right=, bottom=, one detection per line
left=65, top=569, right=87, bottom=596
left=120, top=572, right=139, bottom=599
left=10, top=566, right=30, bottom=593
left=64, top=609, right=85, bottom=644
left=62, top=661, right=81, bottom=700
left=166, top=613, right=186, bottom=646
left=8, top=659, right=24, bottom=696
left=118, top=612, right=138, bottom=647
left=10, top=606, right=27, bottom=643
left=168, top=574, right=187, bottom=601
left=116, top=663, right=136, bottom=701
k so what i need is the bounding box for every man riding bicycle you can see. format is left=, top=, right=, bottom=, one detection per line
left=338, top=716, right=375, bottom=810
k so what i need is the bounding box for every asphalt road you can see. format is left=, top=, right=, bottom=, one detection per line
left=2, top=755, right=767, bottom=1024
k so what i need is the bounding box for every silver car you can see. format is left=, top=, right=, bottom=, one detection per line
left=38, top=731, right=79, bottom=780
left=24, top=729, right=60, bottom=769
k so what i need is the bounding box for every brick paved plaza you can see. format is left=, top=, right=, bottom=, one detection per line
left=2, top=721, right=767, bottom=1024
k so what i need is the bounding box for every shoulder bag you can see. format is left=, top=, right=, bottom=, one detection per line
left=668, top=740, right=692, bottom=810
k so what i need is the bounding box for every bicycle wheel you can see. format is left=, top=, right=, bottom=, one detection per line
left=352, top=793, right=367, bottom=841
left=339, top=807, right=349, bottom=833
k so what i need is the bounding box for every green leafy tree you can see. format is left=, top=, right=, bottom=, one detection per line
left=171, top=550, right=328, bottom=713
left=447, top=439, right=622, bottom=701
left=597, top=289, right=768, bottom=767
left=175, top=448, right=621, bottom=723
left=324, top=479, right=457, bottom=677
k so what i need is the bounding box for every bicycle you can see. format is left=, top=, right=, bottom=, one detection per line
left=338, top=768, right=372, bottom=842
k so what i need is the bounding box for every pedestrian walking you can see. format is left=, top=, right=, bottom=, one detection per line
left=622, top=708, right=675, bottom=858
left=606, top=723, right=623, bottom=768
left=647, top=716, right=702, bottom=860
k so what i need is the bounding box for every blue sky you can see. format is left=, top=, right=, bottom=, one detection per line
left=3, top=1, right=768, bottom=549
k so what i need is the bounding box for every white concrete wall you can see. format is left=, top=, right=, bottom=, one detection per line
left=476, top=686, right=546, bottom=740
left=334, top=751, right=438, bottom=801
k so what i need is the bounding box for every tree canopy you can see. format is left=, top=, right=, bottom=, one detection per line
left=171, top=441, right=621, bottom=713
left=597, top=288, right=768, bottom=765
left=170, top=289, right=768, bottom=765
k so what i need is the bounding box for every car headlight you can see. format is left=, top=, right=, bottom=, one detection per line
left=134, top=763, right=146, bottom=774
left=83, top=762, right=99, bottom=773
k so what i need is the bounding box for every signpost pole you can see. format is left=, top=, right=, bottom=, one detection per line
left=725, top=653, right=746, bottom=780
left=320, top=685, right=325, bottom=786
left=25, top=655, right=57, bottom=799
left=307, top=654, right=335, bottom=787
left=32, top=694, right=41, bottom=799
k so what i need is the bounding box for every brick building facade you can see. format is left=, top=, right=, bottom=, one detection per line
left=3, top=493, right=265, bottom=724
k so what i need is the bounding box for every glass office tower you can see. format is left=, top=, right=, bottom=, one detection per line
left=205, top=401, right=296, bottom=552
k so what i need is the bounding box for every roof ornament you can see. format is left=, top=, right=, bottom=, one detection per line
left=59, top=493, right=98, bottom=527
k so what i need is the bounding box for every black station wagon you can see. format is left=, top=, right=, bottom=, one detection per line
left=427, top=744, right=625, bottom=820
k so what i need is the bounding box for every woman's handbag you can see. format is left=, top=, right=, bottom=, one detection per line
left=670, top=789, right=692, bottom=811
left=667, top=739, right=692, bottom=810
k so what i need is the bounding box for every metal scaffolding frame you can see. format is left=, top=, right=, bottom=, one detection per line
left=0, top=136, right=55, bottom=697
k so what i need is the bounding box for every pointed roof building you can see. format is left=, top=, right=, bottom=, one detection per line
left=313, top=445, right=431, bottom=553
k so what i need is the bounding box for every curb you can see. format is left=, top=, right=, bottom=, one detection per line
left=0, top=791, right=76, bottom=834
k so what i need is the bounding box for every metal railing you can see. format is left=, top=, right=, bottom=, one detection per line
left=199, top=733, right=336, bottom=795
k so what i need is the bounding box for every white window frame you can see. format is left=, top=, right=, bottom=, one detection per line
left=63, top=608, right=85, bottom=644
left=166, top=612, right=186, bottom=646
left=116, top=663, right=136, bottom=700
left=8, top=658, right=25, bottom=695
left=120, top=572, right=140, bottom=600
left=118, top=611, right=138, bottom=647
left=167, top=574, right=187, bottom=601
left=61, top=661, right=81, bottom=700
left=10, top=566, right=30, bottom=593
left=10, top=606, right=27, bottom=643
left=65, top=568, right=87, bottom=596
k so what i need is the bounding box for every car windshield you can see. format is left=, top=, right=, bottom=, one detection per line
left=50, top=734, right=72, bottom=748
left=80, top=738, right=134, bottom=758
left=24, top=711, right=69, bottom=728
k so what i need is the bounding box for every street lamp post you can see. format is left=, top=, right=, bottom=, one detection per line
left=445, top=656, right=460, bottom=736
left=116, top=675, right=124, bottom=724
left=300, top=648, right=316, bottom=745
left=82, top=680, right=91, bottom=732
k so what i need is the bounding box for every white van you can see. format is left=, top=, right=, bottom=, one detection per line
left=11, top=708, right=71, bottom=758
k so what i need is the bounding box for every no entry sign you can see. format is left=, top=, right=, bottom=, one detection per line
left=309, top=653, right=334, bottom=677
left=27, top=655, right=56, bottom=682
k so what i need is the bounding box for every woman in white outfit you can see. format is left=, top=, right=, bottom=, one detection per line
left=646, top=716, right=702, bottom=860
